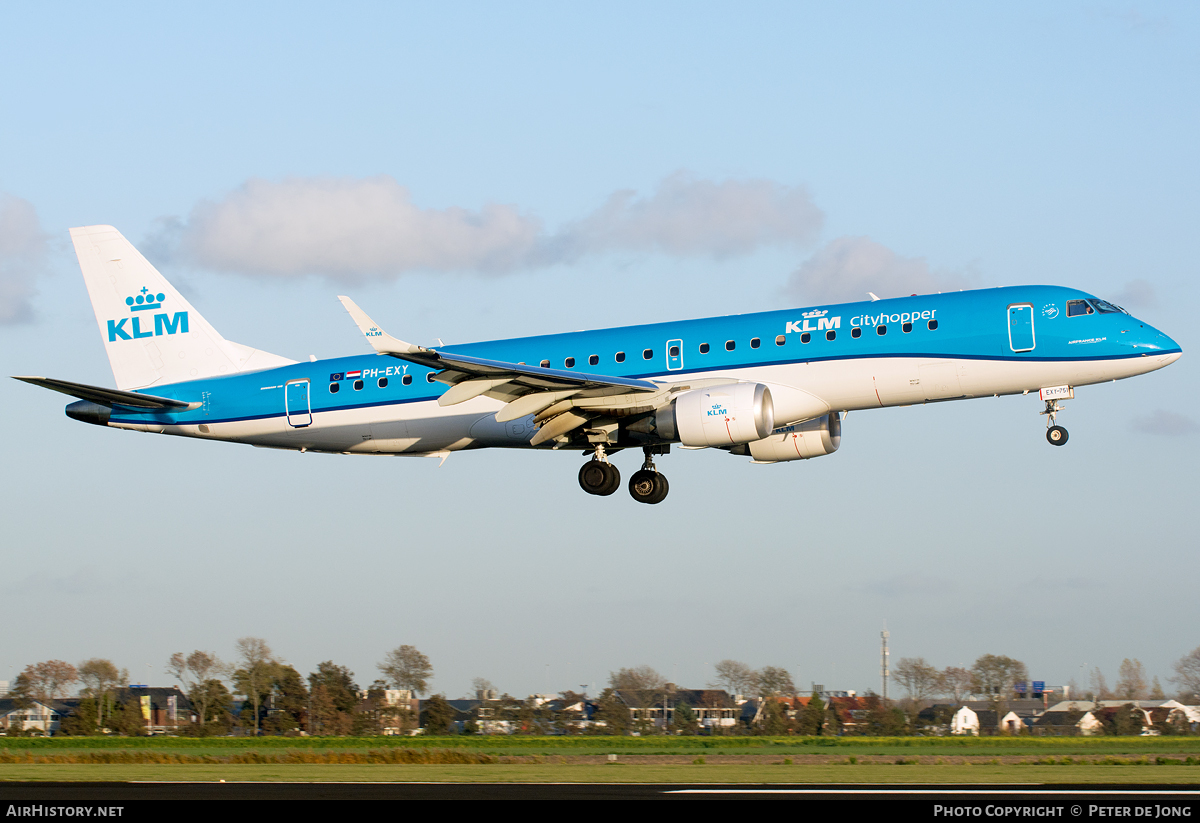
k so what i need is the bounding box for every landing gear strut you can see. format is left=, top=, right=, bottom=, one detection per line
left=1041, top=399, right=1069, bottom=446
left=578, top=445, right=620, bottom=496
left=628, top=447, right=669, bottom=505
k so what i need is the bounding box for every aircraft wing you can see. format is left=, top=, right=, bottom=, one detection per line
left=338, top=296, right=676, bottom=445
left=13, top=376, right=198, bottom=410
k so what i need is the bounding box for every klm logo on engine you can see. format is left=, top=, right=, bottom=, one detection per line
left=785, top=309, right=840, bottom=335
left=107, top=287, right=189, bottom=342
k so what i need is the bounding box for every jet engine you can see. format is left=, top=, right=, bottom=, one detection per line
left=656, top=383, right=774, bottom=447
left=728, top=412, right=842, bottom=462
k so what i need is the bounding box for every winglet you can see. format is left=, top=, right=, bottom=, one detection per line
left=337, top=296, right=426, bottom=355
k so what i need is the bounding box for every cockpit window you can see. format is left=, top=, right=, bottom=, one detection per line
left=1066, top=300, right=1094, bottom=317
left=1089, top=299, right=1127, bottom=314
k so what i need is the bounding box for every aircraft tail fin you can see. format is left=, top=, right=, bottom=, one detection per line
left=70, top=225, right=294, bottom=390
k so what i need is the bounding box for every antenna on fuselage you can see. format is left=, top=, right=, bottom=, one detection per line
left=867, top=292, right=880, bottom=301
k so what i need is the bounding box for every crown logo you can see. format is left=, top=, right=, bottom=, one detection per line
left=126, top=286, right=165, bottom=312
left=802, top=309, right=828, bottom=319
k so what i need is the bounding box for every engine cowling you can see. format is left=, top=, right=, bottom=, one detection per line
left=731, top=412, right=842, bottom=462
left=658, top=383, right=774, bottom=447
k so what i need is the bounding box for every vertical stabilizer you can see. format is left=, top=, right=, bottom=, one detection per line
left=70, top=226, right=293, bottom=389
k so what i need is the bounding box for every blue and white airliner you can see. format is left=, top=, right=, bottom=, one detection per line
left=16, top=225, right=1183, bottom=504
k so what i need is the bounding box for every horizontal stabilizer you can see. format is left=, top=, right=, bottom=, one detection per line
left=13, top=376, right=197, bottom=410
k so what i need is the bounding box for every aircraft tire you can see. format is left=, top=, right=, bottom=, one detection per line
left=580, top=461, right=621, bottom=495
left=648, top=472, right=669, bottom=504
left=1046, top=425, right=1068, bottom=446
left=629, top=470, right=667, bottom=504
left=597, top=461, right=621, bottom=496
left=579, top=461, right=609, bottom=495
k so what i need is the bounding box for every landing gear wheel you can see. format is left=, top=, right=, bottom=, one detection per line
left=578, top=460, right=620, bottom=495
left=629, top=469, right=669, bottom=504
left=1046, top=425, right=1068, bottom=446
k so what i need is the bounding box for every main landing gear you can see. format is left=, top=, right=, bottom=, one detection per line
left=578, top=445, right=670, bottom=504
left=627, top=447, right=669, bottom=505
left=1041, top=399, right=1069, bottom=447
left=578, top=445, right=621, bottom=496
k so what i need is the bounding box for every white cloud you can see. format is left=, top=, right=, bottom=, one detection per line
left=1131, top=409, right=1197, bottom=436
left=545, top=171, right=823, bottom=261
left=0, top=194, right=49, bottom=324
left=155, top=173, right=824, bottom=280
left=785, top=235, right=975, bottom=305
left=175, top=176, right=543, bottom=280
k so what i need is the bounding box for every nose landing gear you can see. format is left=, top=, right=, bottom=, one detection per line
left=1041, top=398, right=1069, bottom=446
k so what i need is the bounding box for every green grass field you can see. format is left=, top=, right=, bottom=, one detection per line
left=2, top=736, right=1198, bottom=784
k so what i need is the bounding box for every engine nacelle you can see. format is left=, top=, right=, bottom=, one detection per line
left=731, top=412, right=842, bottom=462
left=658, top=383, right=774, bottom=447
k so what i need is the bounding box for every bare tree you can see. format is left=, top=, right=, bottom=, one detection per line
left=709, top=660, right=756, bottom=696
left=894, top=657, right=941, bottom=703
left=1090, top=667, right=1112, bottom=701
left=753, top=666, right=796, bottom=697
left=78, top=659, right=128, bottom=729
left=378, top=645, right=433, bottom=695
left=608, top=665, right=666, bottom=692
left=1115, top=658, right=1148, bottom=701
left=1171, top=646, right=1200, bottom=701
left=970, top=655, right=1028, bottom=699
left=17, top=661, right=79, bottom=703
left=233, top=638, right=277, bottom=734
left=941, top=667, right=974, bottom=703
left=168, top=651, right=228, bottom=726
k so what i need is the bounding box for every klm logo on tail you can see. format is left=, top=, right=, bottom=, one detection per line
left=107, top=287, right=189, bottom=342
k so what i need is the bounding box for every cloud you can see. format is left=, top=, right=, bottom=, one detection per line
left=153, top=173, right=824, bottom=280
left=785, top=235, right=975, bottom=305
left=1130, top=410, right=1198, bottom=436
left=0, top=194, right=49, bottom=324
left=545, top=171, right=823, bottom=261
left=173, top=176, right=544, bottom=280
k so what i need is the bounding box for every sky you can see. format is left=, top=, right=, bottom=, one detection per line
left=0, top=2, right=1196, bottom=702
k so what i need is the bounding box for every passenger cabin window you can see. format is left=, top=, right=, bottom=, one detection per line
left=800, top=332, right=811, bottom=343
left=750, top=337, right=761, bottom=348
left=699, top=343, right=710, bottom=354
left=540, top=359, right=550, bottom=368
left=877, top=324, right=887, bottom=335
left=564, top=357, right=575, bottom=368
left=851, top=327, right=862, bottom=338
left=615, top=352, right=626, bottom=363
left=725, top=340, right=735, bottom=351
left=902, top=322, right=913, bottom=333
left=378, top=377, right=388, bottom=388
left=642, top=349, right=653, bottom=360
left=402, top=374, right=413, bottom=385
left=826, top=330, right=836, bottom=341
left=329, top=382, right=340, bottom=394
left=928, top=319, right=938, bottom=331
left=775, top=335, right=785, bottom=346
left=588, top=354, right=599, bottom=366
left=353, top=380, right=364, bottom=391
left=1067, top=300, right=1094, bottom=317
left=669, top=345, right=680, bottom=357
left=426, top=373, right=435, bottom=383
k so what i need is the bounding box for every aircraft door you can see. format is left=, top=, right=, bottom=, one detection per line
left=285, top=379, right=312, bottom=427
left=666, top=339, right=684, bottom=371
left=1008, top=304, right=1035, bottom=352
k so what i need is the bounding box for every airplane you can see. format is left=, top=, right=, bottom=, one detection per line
left=15, top=225, right=1183, bottom=504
